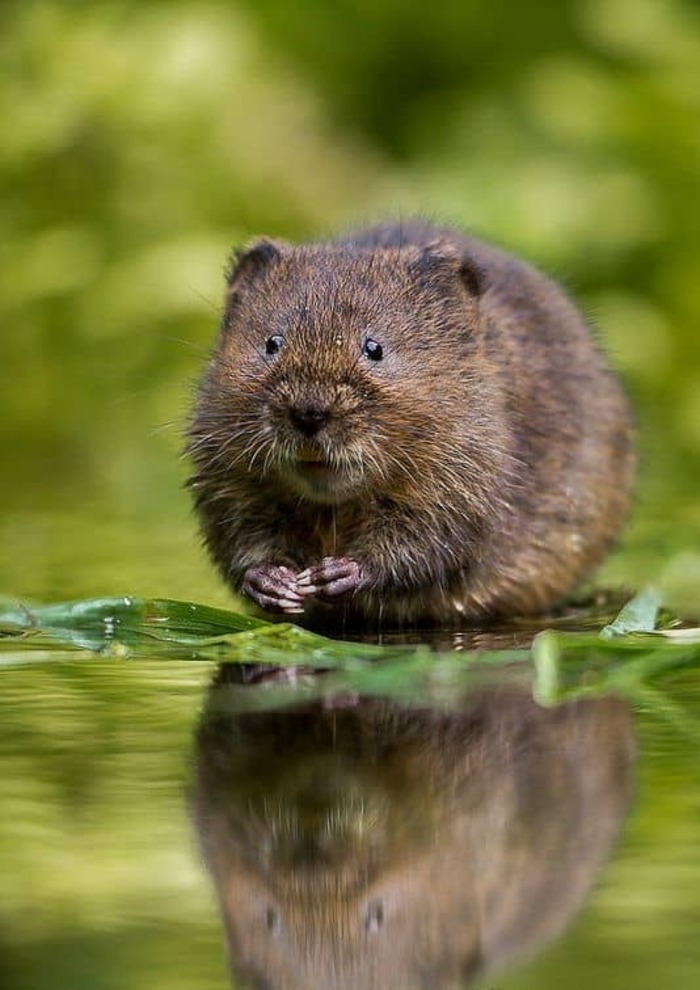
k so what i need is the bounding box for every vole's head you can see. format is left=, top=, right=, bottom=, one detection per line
left=191, top=238, right=487, bottom=504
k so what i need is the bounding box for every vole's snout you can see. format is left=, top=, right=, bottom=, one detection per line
left=288, top=402, right=331, bottom=438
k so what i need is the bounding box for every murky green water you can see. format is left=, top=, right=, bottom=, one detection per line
left=1, top=648, right=698, bottom=990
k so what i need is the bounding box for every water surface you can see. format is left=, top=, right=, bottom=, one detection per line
left=1, top=645, right=698, bottom=990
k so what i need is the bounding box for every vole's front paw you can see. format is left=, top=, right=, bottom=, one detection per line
left=242, top=563, right=305, bottom=614
left=297, top=557, right=363, bottom=602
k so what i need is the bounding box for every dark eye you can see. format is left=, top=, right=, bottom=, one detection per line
left=265, top=334, right=284, bottom=355
left=363, top=338, right=383, bottom=361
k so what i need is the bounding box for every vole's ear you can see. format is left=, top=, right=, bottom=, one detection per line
left=459, top=256, right=488, bottom=298
left=226, top=238, right=288, bottom=294
left=410, top=241, right=488, bottom=298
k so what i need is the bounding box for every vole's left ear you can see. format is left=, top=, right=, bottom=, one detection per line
left=226, top=238, right=290, bottom=294
left=459, top=256, right=488, bottom=298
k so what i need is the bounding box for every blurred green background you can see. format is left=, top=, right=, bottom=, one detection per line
left=2, top=0, right=700, bottom=608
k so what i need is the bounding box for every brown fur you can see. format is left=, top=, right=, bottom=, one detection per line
left=187, top=221, right=635, bottom=625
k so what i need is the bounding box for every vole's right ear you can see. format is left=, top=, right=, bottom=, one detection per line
left=225, top=239, right=288, bottom=296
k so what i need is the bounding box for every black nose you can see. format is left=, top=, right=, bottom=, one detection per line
left=289, top=403, right=331, bottom=437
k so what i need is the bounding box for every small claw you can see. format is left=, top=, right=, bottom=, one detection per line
left=252, top=594, right=304, bottom=614
left=296, top=582, right=319, bottom=596
left=276, top=599, right=306, bottom=613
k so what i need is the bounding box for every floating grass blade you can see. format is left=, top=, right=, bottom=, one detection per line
left=600, top=587, right=660, bottom=638
left=0, top=596, right=267, bottom=652
left=532, top=629, right=560, bottom=704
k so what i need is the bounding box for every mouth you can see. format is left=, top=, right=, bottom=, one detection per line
left=295, top=446, right=330, bottom=472
left=285, top=447, right=356, bottom=502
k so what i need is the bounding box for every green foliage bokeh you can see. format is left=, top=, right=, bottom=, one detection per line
left=1, top=0, right=700, bottom=602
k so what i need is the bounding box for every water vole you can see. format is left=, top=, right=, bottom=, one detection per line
left=187, top=221, right=634, bottom=625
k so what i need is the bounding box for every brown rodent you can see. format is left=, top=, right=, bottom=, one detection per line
left=187, top=220, right=634, bottom=626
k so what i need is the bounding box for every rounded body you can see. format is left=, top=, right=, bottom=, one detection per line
left=188, top=221, right=634, bottom=626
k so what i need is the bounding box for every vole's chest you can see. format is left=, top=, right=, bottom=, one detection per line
left=278, top=502, right=364, bottom=559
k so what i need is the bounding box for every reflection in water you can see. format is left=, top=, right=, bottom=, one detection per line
left=192, top=669, right=635, bottom=990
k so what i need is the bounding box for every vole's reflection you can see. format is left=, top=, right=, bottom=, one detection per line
left=193, top=669, right=634, bottom=990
